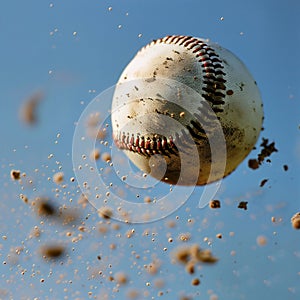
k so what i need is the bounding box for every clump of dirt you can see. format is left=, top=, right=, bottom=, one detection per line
left=260, top=178, right=268, bottom=187
left=10, top=170, right=21, bottom=180
left=209, top=200, right=221, bottom=209
left=172, top=244, right=218, bottom=275
left=248, top=138, right=278, bottom=170
left=291, top=212, right=300, bottom=230
left=238, top=201, right=248, bottom=210
left=40, top=244, right=66, bottom=259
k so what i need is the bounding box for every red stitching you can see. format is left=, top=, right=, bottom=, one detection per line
left=149, top=35, right=227, bottom=111
left=114, top=132, right=178, bottom=156
left=115, top=36, right=228, bottom=154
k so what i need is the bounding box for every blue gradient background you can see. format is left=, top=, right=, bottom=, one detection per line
left=0, top=1, right=299, bottom=299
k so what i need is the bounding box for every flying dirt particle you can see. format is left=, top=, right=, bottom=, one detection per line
left=19, top=193, right=29, bottom=204
left=10, top=170, right=21, bottom=180
left=78, top=194, right=89, bottom=209
left=19, top=90, right=43, bottom=125
left=173, top=244, right=218, bottom=273
left=209, top=200, right=221, bottom=209
left=144, top=196, right=152, bottom=203
left=78, top=225, right=86, bottom=232
left=256, top=235, right=267, bottom=246
left=114, top=272, right=128, bottom=285
left=33, top=197, right=79, bottom=225
left=110, top=243, right=116, bottom=250
left=185, top=261, right=195, bottom=274
left=90, top=149, right=100, bottom=161
left=101, top=152, right=111, bottom=162
left=238, top=201, right=248, bottom=210
left=126, top=229, right=135, bottom=238
left=111, top=223, right=120, bottom=231
left=40, top=244, right=65, bottom=259
left=191, top=278, right=200, bottom=286
left=260, top=178, right=268, bottom=187
left=216, top=233, right=222, bottom=239
left=179, top=233, right=191, bottom=242
left=258, top=138, right=278, bottom=163
left=291, top=212, right=300, bottom=230
left=248, top=159, right=259, bottom=170
left=258, top=139, right=277, bottom=164
left=175, top=247, right=190, bottom=264
left=145, top=259, right=161, bottom=275
left=98, top=206, right=113, bottom=219
left=34, top=198, right=56, bottom=217
left=53, top=172, right=64, bottom=184
left=248, top=138, right=278, bottom=169
left=29, top=226, right=41, bottom=238
left=283, top=164, right=288, bottom=171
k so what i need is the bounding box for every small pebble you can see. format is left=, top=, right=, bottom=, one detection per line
left=10, top=170, right=21, bottom=180
left=209, top=200, right=221, bottom=209
left=291, top=213, right=300, bottom=229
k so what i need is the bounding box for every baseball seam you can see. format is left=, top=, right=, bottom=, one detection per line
left=156, top=35, right=227, bottom=113
left=114, top=35, right=228, bottom=156
left=114, top=132, right=178, bottom=157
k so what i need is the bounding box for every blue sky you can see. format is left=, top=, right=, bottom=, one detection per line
left=0, top=1, right=299, bottom=299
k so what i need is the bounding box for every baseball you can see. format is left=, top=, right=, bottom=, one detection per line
left=111, top=35, right=264, bottom=186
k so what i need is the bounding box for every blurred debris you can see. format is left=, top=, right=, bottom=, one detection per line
left=33, top=197, right=57, bottom=217
left=98, top=206, right=113, bottom=219
left=32, top=197, right=80, bottom=225
left=19, top=90, right=44, bottom=125
left=40, top=244, right=66, bottom=259
left=53, top=172, right=64, bottom=185
left=256, top=235, right=267, bottom=246
left=172, top=244, right=218, bottom=275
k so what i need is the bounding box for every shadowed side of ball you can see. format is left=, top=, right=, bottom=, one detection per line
left=111, top=35, right=264, bottom=186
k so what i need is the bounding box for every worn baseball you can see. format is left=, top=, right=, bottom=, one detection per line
left=111, top=35, right=264, bottom=186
